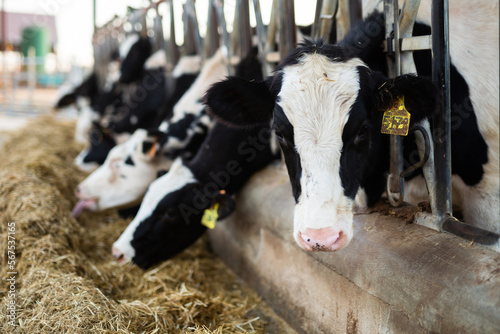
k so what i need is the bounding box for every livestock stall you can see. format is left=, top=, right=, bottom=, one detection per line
left=0, top=0, right=498, bottom=333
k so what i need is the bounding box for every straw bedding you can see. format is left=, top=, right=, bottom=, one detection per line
left=0, top=116, right=288, bottom=333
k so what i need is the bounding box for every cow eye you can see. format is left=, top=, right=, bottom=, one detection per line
left=273, top=128, right=285, bottom=142
left=164, top=208, right=179, bottom=219
left=354, top=124, right=369, bottom=145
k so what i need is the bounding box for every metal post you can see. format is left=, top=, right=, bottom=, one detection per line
left=93, top=0, right=97, bottom=33
left=311, top=0, right=324, bottom=40
left=214, top=0, right=232, bottom=75
left=383, top=0, right=404, bottom=206
left=204, top=0, right=220, bottom=58
left=252, top=0, right=269, bottom=77
left=277, top=0, right=296, bottom=60
left=235, top=0, right=251, bottom=59
left=168, top=0, right=179, bottom=67
left=431, top=0, right=452, bottom=221
left=318, top=0, right=338, bottom=43
left=1, top=0, right=6, bottom=52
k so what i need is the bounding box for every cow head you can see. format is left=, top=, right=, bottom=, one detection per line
left=74, top=122, right=122, bottom=172
left=73, top=129, right=173, bottom=216
left=204, top=39, right=437, bottom=252
left=112, top=158, right=235, bottom=269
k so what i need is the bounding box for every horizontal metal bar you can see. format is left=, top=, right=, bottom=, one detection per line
left=265, top=52, right=281, bottom=63
left=383, top=35, right=432, bottom=53
left=441, top=217, right=500, bottom=246
left=402, top=35, right=432, bottom=51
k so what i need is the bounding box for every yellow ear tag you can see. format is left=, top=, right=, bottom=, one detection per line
left=381, top=96, right=411, bottom=136
left=201, top=203, right=219, bottom=229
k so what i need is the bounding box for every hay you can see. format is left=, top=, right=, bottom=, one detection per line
left=0, top=116, right=289, bottom=333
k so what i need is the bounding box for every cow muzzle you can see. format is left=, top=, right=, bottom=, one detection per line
left=297, top=226, right=349, bottom=252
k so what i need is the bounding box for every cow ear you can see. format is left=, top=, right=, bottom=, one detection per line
left=203, top=76, right=275, bottom=128
left=213, top=192, right=235, bottom=221
left=374, top=74, right=438, bottom=124
left=156, top=169, right=168, bottom=178
left=55, top=92, right=77, bottom=108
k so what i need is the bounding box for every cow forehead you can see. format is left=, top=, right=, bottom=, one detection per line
left=172, top=55, right=202, bottom=78
left=277, top=55, right=364, bottom=155
left=107, top=129, right=147, bottom=160
left=147, top=158, right=196, bottom=199
left=278, top=55, right=364, bottom=127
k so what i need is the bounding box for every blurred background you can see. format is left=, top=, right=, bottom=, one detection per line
left=0, top=0, right=315, bottom=117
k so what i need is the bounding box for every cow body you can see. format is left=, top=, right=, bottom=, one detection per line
left=204, top=1, right=499, bottom=252
left=74, top=47, right=166, bottom=171
left=74, top=48, right=262, bottom=215
left=112, top=120, right=277, bottom=269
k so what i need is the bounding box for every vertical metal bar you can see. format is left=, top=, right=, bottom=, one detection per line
left=266, top=0, right=278, bottom=56
left=214, top=0, right=232, bottom=75
left=384, top=0, right=404, bottom=206
left=432, top=0, right=452, bottom=221
left=348, top=0, right=362, bottom=27
left=311, top=0, right=324, bottom=40
left=286, top=0, right=296, bottom=50
left=319, top=0, right=338, bottom=43
left=168, top=0, right=179, bottom=67
left=252, top=0, right=269, bottom=77
left=336, top=0, right=349, bottom=40
left=204, top=0, right=220, bottom=58
left=93, top=0, right=97, bottom=33
left=238, top=0, right=252, bottom=59
left=277, top=0, right=296, bottom=60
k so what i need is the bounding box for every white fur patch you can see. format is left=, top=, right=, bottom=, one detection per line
left=75, top=105, right=99, bottom=144
left=278, top=54, right=367, bottom=245
left=74, top=147, right=99, bottom=172
left=112, top=158, right=196, bottom=261
left=170, top=49, right=227, bottom=123
left=145, top=49, right=167, bottom=69
left=172, top=55, right=203, bottom=78
left=76, top=129, right=173, bottom=211
left=119, top=34, right=140, bottom=59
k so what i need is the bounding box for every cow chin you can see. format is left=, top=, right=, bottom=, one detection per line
left=293, top=205, right=354, bottom=252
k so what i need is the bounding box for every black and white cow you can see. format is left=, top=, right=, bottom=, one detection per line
left=204, top=2, right=499, bottom=252
left=71, top=51, right=219, bottom=212
left=111, top=119, right=277, bottom=269
left=74, top=47, right=167, bottom=172
left=73, top=48, right=260, bottom=214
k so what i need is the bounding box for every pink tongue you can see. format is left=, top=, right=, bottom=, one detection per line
left=71, top=199, right=96, bottom=218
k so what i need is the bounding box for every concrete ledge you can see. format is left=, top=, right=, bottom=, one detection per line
left=208, top=164, right=500, bottom=333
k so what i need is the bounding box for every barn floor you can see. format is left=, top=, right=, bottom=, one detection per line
left=209, top=164, right=500, bottom=333
left=0, top=116, right=297, bottom=333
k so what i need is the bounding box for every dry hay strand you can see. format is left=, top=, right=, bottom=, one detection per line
left=0, top=116, right=290, bottom=334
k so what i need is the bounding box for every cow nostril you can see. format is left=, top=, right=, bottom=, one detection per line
left=299, top=227, right=344, bottom=252
left=112, top=246, right=126, bottom=263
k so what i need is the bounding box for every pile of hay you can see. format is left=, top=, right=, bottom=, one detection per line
left=0, top=116, right=289, bottom=333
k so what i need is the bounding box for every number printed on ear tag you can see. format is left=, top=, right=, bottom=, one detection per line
left=381, top=96, right=411, bottom=136
left=201, top=203, right=219, bottom=229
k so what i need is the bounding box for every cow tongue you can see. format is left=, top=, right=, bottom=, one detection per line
left=71, top=199, right=97, bottom=218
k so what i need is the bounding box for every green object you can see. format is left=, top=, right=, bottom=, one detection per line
left=21, top=26, right=50, bottom=72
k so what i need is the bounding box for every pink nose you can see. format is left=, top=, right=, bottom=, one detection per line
left=112, top=246, right=126, bottom=263
left=298, top=227, right=346, bottom=252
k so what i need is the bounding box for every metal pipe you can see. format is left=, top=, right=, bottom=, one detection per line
left=320, top=0, right=338, bottom=43
left=214, top=0, right=232, bottom=75
left=384, top=0, right=404, bottom=204
left=252, top=0, right=269, bottom=77
left=431, top=0, right=452, bottom=221
left=311, top=0, right=324, bottom=40
left=266, top=0, right=278, bottom=58
left=167, top=0, right=179, bottom=68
